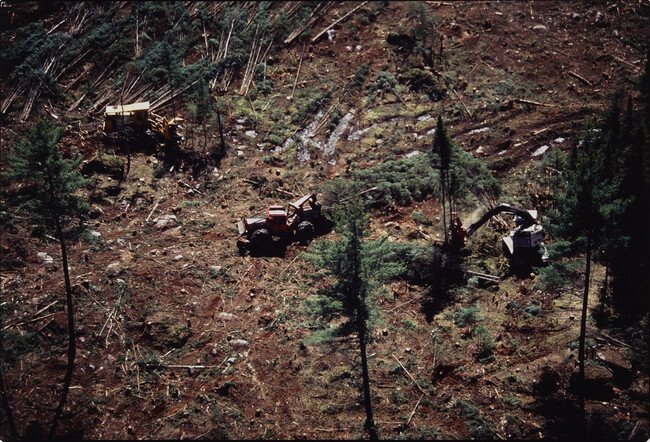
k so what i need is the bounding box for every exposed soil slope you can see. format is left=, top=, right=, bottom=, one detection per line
left=1, top=1, right=648, bottom=440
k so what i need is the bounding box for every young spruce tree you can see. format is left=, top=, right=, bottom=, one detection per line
left=3, top=120, right=89, bottom=440
left=303, top=202, right=403, bottom=440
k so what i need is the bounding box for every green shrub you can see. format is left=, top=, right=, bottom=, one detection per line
left=401, top=318, right=418, bottom=330
left=502, top=394, right=520, bottom=407
left=523, top=304, right=541, bottom=317
left=293, top=87, right=333, bottom=124
left=454, top=305, right=481, bottom=327
left=350, top=63, right=371, bottom=92
left=391, top=390, right=407, bottom=404
left=457, top=400, right=496, bottom=439
left=474, top=325, right=496, bottom=363
left=412, top=210, right=433, bottom=225
left=180, top=201, right=200, bottom=209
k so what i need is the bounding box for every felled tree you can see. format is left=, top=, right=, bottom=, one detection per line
left=303, top=203, right=403, bottom=440
left=3, top=120, right=89, bottom=440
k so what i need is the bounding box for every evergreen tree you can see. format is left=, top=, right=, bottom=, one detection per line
left=544, top=122, right=613, bottom=427
left=432, top=115, right=451, bottom=242
left=303, top=203, right=403, bottom=440
left=605, top=99, right=649, bottom=318
left=188, top=76, right=213, bottom=171
left=3, top=120, right=89, bottom=440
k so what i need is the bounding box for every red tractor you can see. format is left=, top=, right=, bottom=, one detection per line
left=236, top=194, right=323, bottom=250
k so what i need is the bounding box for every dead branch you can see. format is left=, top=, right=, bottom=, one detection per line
left=533, top=127, right=549, bottom=136
left=568, top=70, right=593, bottom=86
left=406, top=393, right=425, bottom=426
left=431, top=68, right=473, bottom=120
left=1, top=79, right=27, bottom=115
left=609, top=54, right=640, bottom=70
left=178, top=180, right=203, bottom=194
left=275, top=187, right=299, bottom=198
left=149, top=80, right=199, bottom=111
left=2, top=311, right=58, bottom=331
left=513, top=98, right=557, bottom=107
left=285, top=2, right=336, bottom=45
left=311, top=1, right=368, bottom=43
left=146, top=202, right=159, bottom=223
left=391, top=353, right=427, bottom=395
left=451, top=86, right=473, bottom=119
left=62, top=63, right=93, bottom=93
left=240, top=25, right=261, bottom=96
left=289, top=56, right=304, bottom=101
left=387, top=81, right=407, bottom=106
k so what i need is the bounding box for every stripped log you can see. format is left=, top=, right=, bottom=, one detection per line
left=284, top=2, right=336, bottom=45
left=311, top=1, right=368, bottom=43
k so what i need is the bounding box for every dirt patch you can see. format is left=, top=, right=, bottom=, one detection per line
left=1, top=1, right=649, bottom=440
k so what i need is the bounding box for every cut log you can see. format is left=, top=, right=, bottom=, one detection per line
left=311, top=1, right=368, bottom=43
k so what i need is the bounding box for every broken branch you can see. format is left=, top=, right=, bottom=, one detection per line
left=289, top=56, right=303, bottom=101
left=406, top=393, right=425, bottom=426
left=568, top=70, right=593, bottom=86
left=311, top=1, right=368, bottom=43
left=391, top=353, right=426, bottom=395
left=514, top=98, right=557, bottom=107
left=146, top=202, right=159, bottom=223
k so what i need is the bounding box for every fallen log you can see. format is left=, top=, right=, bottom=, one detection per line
left=311, top=1, right=368, bottom=43
left=513, top=98, right=557, bottom=107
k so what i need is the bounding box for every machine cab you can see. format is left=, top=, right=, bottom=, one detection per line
left=267, top=205, right=290, bottom=234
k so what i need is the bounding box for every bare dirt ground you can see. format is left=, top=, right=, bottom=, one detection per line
left=1, top=1, right=649, bottom=440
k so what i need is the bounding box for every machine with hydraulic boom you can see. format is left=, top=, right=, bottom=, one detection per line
left=450, top=203, right=550, bottom=268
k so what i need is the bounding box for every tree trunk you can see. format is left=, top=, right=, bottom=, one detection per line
left=203, top=123, right=209, bottom=186
left=358, top=319, right=378, bottom=440
left=215, top=103, right=225, bottom=162
left=0, top=340, right=18, bottom=441
left=48, top=216, right=76, bottom=441
left=168, top=70, right=176, bottom=121
left=578, top=233, right=591, bottom=428
left=441, top=168, right=448, bottom=244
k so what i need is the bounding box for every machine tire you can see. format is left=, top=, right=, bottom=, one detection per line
left=296, top=221, right=314, bottom=243
left=250, top=228, right=271, bottom=248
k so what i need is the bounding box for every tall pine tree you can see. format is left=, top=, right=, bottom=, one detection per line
left=3, top=120, right=89, bottom=440
left=433, top=115, right=451, bottom=242
left=303, top=203, right=403, bottom=440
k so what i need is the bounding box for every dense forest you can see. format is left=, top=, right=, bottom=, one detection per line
left=1, top=1, right=649, bottom=440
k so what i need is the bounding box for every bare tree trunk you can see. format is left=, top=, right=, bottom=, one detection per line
left=441, top=168, right=448, bottom=244
left=0, top=341, right=18, bottom=441
left=578, top=233, right=591, bottom=430
left=119, top=88, right=131, bottom=178
left=47, top=216, right=76, bottom=441
left=215, top=101, right=225, bottom=163
left=358, top=319, right=378, bottom=440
